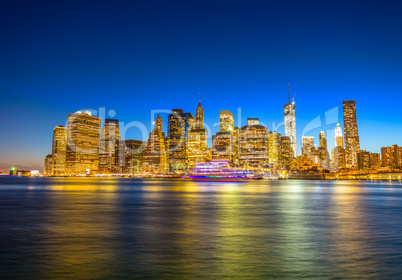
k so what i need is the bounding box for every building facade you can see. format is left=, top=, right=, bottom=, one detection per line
left=343, top=100, right=360, bottom=168
left=284, top=90, right=297, bottom=157
left=142, top=115, right=167, bottom=173
left=239, top=118, right=269, bottom=167
left=65, top=111, right=101, bottom=174
left=51, top=125, right=67, bottom=175
left=99, top=119, right=121, bottom=173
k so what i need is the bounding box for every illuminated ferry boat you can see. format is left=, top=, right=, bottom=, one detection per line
left=184, top=161, right=262, bottom=181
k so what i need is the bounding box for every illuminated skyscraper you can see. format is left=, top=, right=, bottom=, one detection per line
left=239, top=118, right=269, bottom=166
left=268, top=132, right=281, bottom=165
left=357, top=150, right=370, bottom=170
left=99, top=119, right=120, bottom=173
left=220, top=110, right=234, bottom=132
left=279, top=136, right=294, bottom=170
left=370, top=153, right=381, bottom=169
left=212, top=110, right=234, bottom=161
left=65, top=111, right=101, bottom=174
left=212, top=132, right=232, bottom=161
left=319, top=131, right=327, bottom=149
left=196, top=101, right=204, bottom=129
left=116, top=140, right=145, bottom=174
left=142, top=115, right=167, bottom=173
left=343, top=100, right=360, bottom=168
left=284, top=85, right=297, bottom=157
left=167, top=109, right=186, bottom=171
left=335, top=122, right=344, bottom=147
left=332, top=123, right=345, bottom=171
left=381, top=145, right=400, bottom=168
left=187, top=102, right=208, bottom=168
left=51, top=125, right=67, bottom=175
left=301, top=136, right=315, bottom=157
left=167, top=109, right=193, bottom=172
left=44, top=154, right=53, bottom=175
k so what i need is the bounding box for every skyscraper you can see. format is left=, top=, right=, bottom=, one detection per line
left=212, top=110, right=234, bottom=161
left=335, top=122, right=344, bottom=147
left=187, top=102, right=208, bottom=168
left=51, top=125, right=67, bottom=175
left=268, top=132, right=281, bottom=165
left=116, top=140, right=145, bottom=174
left=343, top=100, right=360, bottom=168
left=319, top=131, right=327, bottom=149
left=239, top=118, right=269, bottom=166
left=357, top=150, right=370, bottom=170
left=279, top=136, right=294, bottom=170
left=167, top=109, right=193, bottom=172
left=301, top=136, right=314, bottom=157
left=65, top=111, right=101, bottom=174
left=196, top=101, right=204, bottom=129
left=220, top=110, right=234, bottom=132
left=99, top=119, right=121, bottom=173
left=331, top=122, right=345, bottom=171
left=381, top=145, right=400, bottom=168
left=284, top=85, right=297, bottom=157
left=142, top=115, right=167, bottom=173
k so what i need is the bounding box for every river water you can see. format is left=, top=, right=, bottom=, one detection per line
left=0, top=177, right=402, bottom=279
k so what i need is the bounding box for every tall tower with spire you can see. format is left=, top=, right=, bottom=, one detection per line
left=156, top=114, right=163, bottom=131
left=284, top=84, right=297, bottom=157
left=196, top=101, right=204, bottom=129
left=335, top=122, right=343, bottom=147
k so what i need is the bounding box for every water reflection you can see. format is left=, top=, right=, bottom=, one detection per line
left=39, top=182, right=119, bottom=279
left=1, top=178, right=402, bottom=279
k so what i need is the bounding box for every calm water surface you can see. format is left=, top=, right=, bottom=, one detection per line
left=1, top=177, right=402, bottom=279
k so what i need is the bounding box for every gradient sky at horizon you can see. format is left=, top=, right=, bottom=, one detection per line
left=0, top=0, right=401, bottom=171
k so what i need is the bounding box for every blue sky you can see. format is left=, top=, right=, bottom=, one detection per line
left=0, top=0, right=401, bottom=171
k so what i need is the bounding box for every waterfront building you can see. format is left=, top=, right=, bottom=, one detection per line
left=142, top=115, right=167, bottom=173
left=343, top=100, right=360, bottom=168
left=239, top=118, right=269, bottom=166
left=381, top=145, right=400, bottom=168
left=196, top=101, right=204, bottom=129
left=65, top=111, right=101, bottom=175
left=284, top=85, right=297, bottom=157
left=369, top=153, right=381, bottom=169
left=51, top=125, right=67, bottom=175
left=212, top=110, right=235, bottom=162
left=317, top=131, right=329, bottom=169
left=301, top=136, right=315, bottom=157
left=295, top=155, right=316, bottom=170
left=116, top=140, right=146, bottom=174
left=212, top=132, right=232, bottom=161
left=332, top=146, right=346, bottom=170
left=335, top=122, right=344, bottom=147
left=319, top=131, right=327, bottom=149
left=99, top=119, right=120, bottom=173
left=220, top=110, right=234, bottom=132
left=232, top=126, right=240, bottom=164
left=187, top=128, right=208, bottom=168
left=279, top=136, right=294, bottom=170
left=187, top=102, right=208, bottom=168
left=167, top=109, right=188, bottom=172
left=44, top=154, right=53, bottom=175
left=268, top=132, right=281, bottom=165
left=357, top=150, right=370, bottom=170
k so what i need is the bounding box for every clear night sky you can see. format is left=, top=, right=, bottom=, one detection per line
left=0, top=0, right=401, bottom=171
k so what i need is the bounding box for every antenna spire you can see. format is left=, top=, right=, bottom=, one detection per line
left=288, top=84, right=290, bottom=103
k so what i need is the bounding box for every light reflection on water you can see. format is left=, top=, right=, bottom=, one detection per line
left=0, top=177, right=402, bottom=279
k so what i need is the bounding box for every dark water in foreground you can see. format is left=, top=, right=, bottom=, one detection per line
left=1, top=178, right=402, bottom=279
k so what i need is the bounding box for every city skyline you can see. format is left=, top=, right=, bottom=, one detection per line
left=32, top=97, right=401, bottom=176
left=1, top=0, right=402, bottom=171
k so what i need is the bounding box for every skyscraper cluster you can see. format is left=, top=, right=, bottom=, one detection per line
left=44, top=97, right=400, bottom=176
